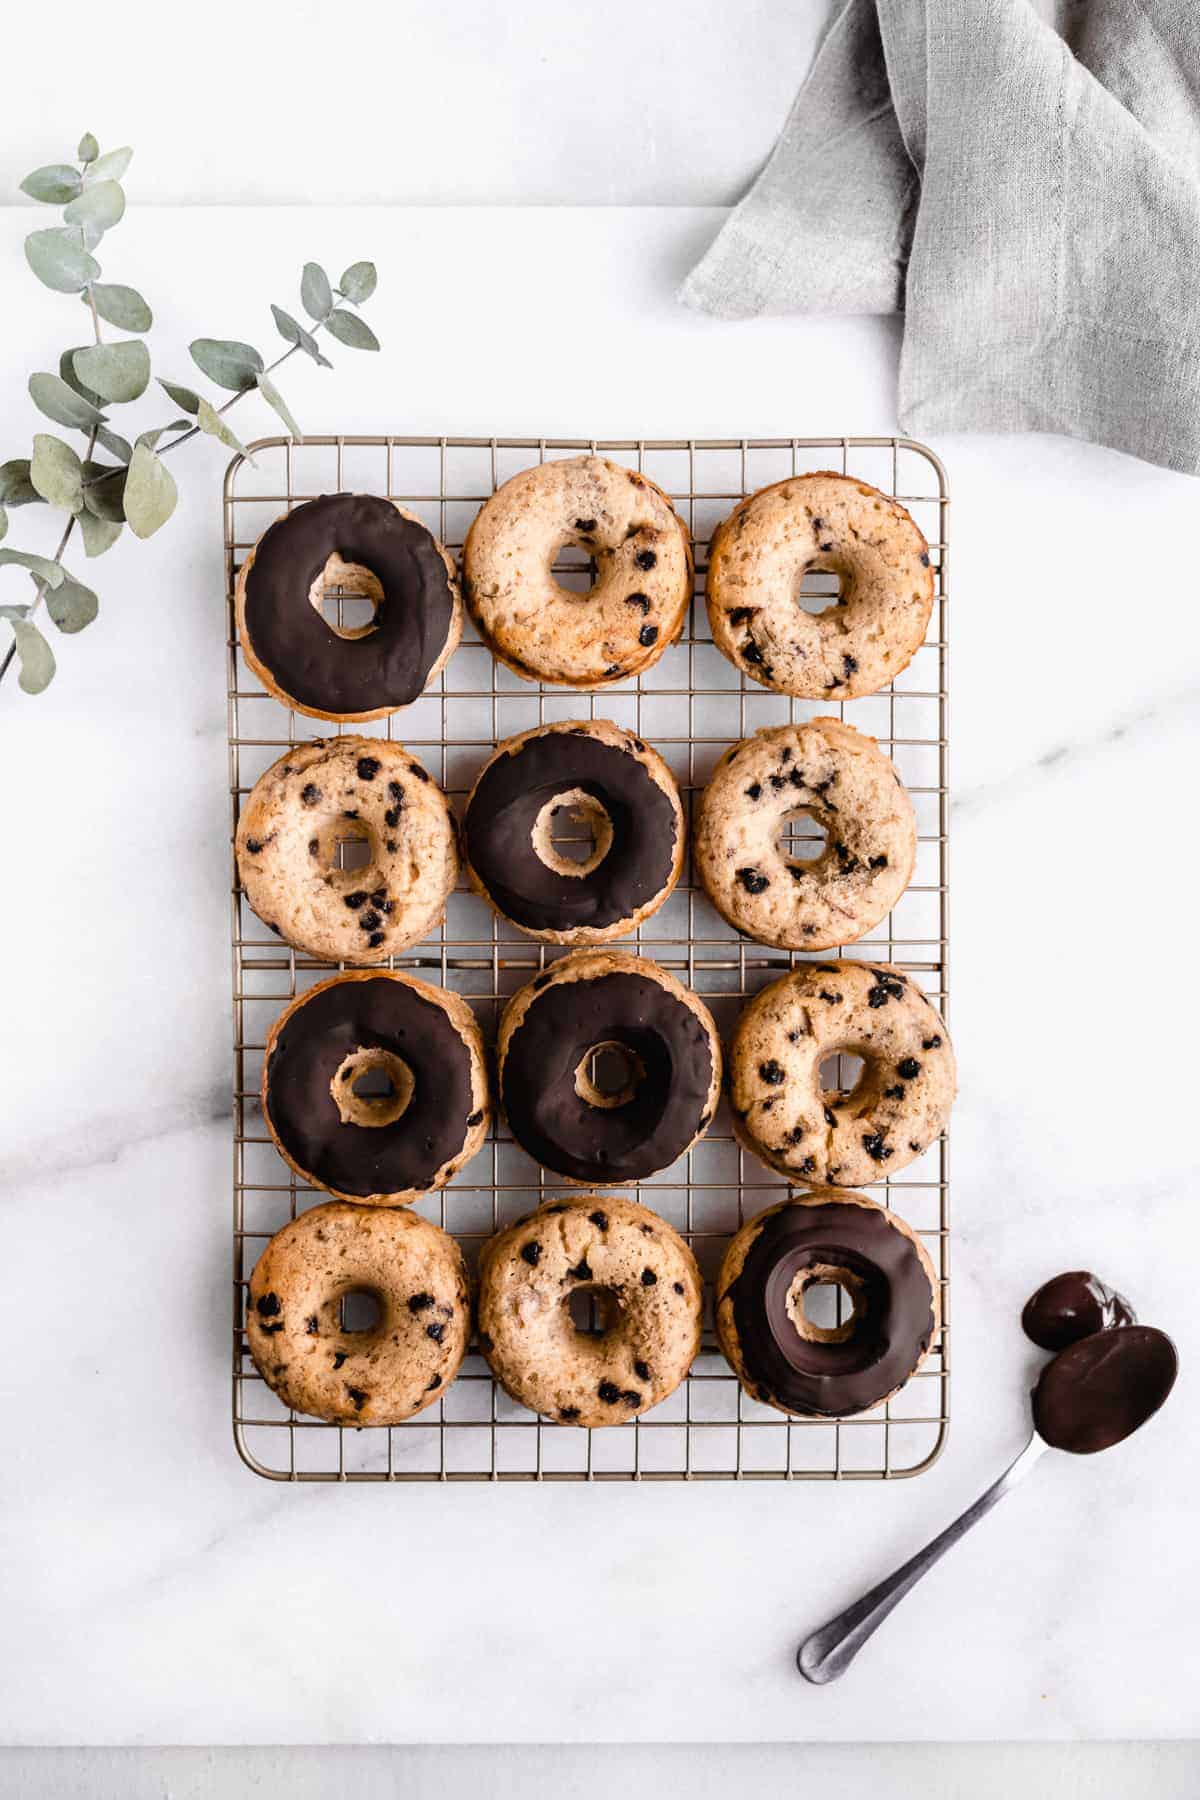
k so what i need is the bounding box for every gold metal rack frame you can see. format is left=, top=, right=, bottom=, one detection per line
left=225, top=435, right=950, bottom=1483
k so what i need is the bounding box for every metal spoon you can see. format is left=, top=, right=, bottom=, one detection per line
left=797, top=1424, right=1049, bottom=1685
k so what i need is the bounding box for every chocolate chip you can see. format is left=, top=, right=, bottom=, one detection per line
left=308, top=838, right=319, bottom=856
left=884, top=1085, right=905, bottom=1101
left=259, top=1321, right=284, bottom=1335
left=385, top=839, right=398, bottom=853
left=923, top=1034, right=942, bottom=1049
left=737, top=867, right=769, bottom=894
left=869, top=853, right=889, bottom=869
left=634, top=548, right=657, bottom=570
left=843, top=654, right=858, bottom=678
left=745, top=782, right=762, bottom=801
left=426, top=1322, right=446, bottom=1343
left=604, top=664, right=622, bottom=678
left=408, top=1294, right=434, bottom=1313
left=359, top=909, right=381, bottom=932
left=638, top=623, right=659, bottom=647
left=305, top=1315, right=318, bottom=1335
left=598, top=1380, right=621, bottom=1403
left=568, top=1259, right=593, bottom=1282
left=344, top=891, right=367, bottom=909
left=520, top=1241, right=542, bottom=1266
left=370, top=888, right=387, bottom=905
left=356, top=756, right=381, bottom=780
left=367, top=932, right=384, bottom=947
left=786, top=1126, right=805, bottom=1145
left=727, top=606, right=756, bottom=625
left=820, top=541, right=834, bottom=553
left=741, top=636, right=766, bottom=667
left=332, top=1351, right=347, bottom=1369
left=560, top=1405, right=581, bottom=1419
left=898, top=1057, right=921, bottom=1079
left=762, top=1098, right=775, bottom=1112
left=634, top=1359, right=651, bottom=1382
left=426, top=1374, right=442, bottom=1391
left=621, top=1390, right=642, bottom=1406
left=410, top=763, right=430, bottom=782
left=641, top=1268, right=657, bottom=1286
left=787, top=1030, right=801, bottom=1043
left=384, top=807, right=401, bottom=829
left=574, top=517, right=597, bottom=532
left=824, top=1106, right=838, bottom=1128
left=388, top=780, right=403, bottom=802
left=673, top=1282, right=685, bottom=1295
left=255, top=1292, right=281, bottom=1318
left=800, top=1155, right=817, bottom=1175
left=589, top=1210, right=609, bottom=1230
left=867, top=975, right=905, bottom=1008
left=343, top=809, right=359, bottom=819
left=919, top=550, right=930, bottom=567
left=466, top=1109, right=484, bottom=1127
left=818, top=990, right=842, bottom=1004
left=834, top=841, right=860, bottom=873
left=301, top=783, right=321, bottom=806
left=244, top=837, right=263, bottom=855
left=812, top=517, right=825, bottom=531
left=759, top=1060, right=785, bottom=1086
left=625, top=592, right=651, bottom=614
left=347, top=1387, right=368, bottom=1411
left=863, top=1133, right=893, bottom=1162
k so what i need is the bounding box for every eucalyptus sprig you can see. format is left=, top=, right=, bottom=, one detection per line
left=1, top=132, right=381, bottom=696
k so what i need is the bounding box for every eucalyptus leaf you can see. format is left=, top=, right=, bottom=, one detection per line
left=324, top=308, right=380, bottom=351
left=301, top=262, right=333, bottom=321
left=20, top=163, right=82, bottom=205
left=90, top=282, right=152, bottom=332
left=0, top=548, right=65, bottom=587
left=123, top=443, right=177, bottom=538
left=270, top=305, right=332, bottom=367
left=78, top=216, right=106, bottom=253
left=136, top=424, right=190, bottom=450
left=9, top=618, right=55, bottom=693
left=77, top=132, right=99, bottom=163
left=189, top=338, right=263, bottom=391
left=0, top=605, right=29, bottom=621
left=197, top=397, right=256, bottom=465
left=81, top=463, right=127, bottom=521
left=60, top=347, right=105, bottom=408
left=28, top=371, right=107, bottom=430
left=95, top=426, right=133, bottom=465
left=256, top=371, right=302, bottom=439
left=78, top=508, right=122, bottom=558
left=158, top=378, right=201, bottom=415
left=46, top=574, right=99, bottom=634
left=73, top=340, right=151, bottom=404
left=85, top=145, right=132, bottom=184
left=64, top=179, right=125, bottom=231
left=24, top=228, right=100, bottom=294
left=338, top=261, right=377, bottom=304
left=31, top=434, right=84, bottom=512
left=0, top=460, right=40, bottom=507
left=0, top=506, right=6, bottom=544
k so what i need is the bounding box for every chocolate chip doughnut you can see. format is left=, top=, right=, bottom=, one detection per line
left=261, top=972, right=489, bottom=1204
left=235, top=493, right=461, bottom=722
left=694, top=718, right=916, bottom=950
left=461, top=455, right=692, bottom=687
left=236, top=737, right=458, bottom=964
left=463, top=719, right=685, bottom=944
left=729, top=959, right=955, bottom=1186
left=716, top=1190, right=940, bottom=1417
left=477, top=1195, right=703, bottom=1425
left=707, top=472, right=934, bottom=698
left=245, top=1201, right=469, bottom=1425
left=497, top=950, right=721, bottom=1184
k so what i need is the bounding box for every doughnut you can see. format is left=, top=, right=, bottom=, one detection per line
left=729, top=959, right=955, bottom=1186
left=477, top=1195, right=703, bottom=1425
left=461, top=455, right=692, bottom=687
left=236, top=737, right=458, bottom=964
left=235, top=493, right=461, bottom=722
left=706, top=472, right=934, bottom=699
left=245, top=1200, right=469, bottom=1425
left=497, top=950, right=721, bottom=1184
left=715, top=1190, right=940, bottom=1417
left=463, top=719, right=685, bottom=944
left=694, top=718, right=916, bottom=950
left=261, top=972, right=489, bottom=1204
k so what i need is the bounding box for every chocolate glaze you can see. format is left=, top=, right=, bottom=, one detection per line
left=265, top=977, right=475, bottom=1196
left=1033, top=1326, right=1177, bottom=1454
left=242, top=494, right=455, bottom=714
left=727, top=1199, right=935, bottom=1417
left=501, top=971, right=713, bottom=1181
left=1022, top=1269, right=1135, bottom=1352
left=464, top=731, right=678, bottom=933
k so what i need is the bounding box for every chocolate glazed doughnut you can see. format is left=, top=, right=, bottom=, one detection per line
left=716, top=1191, right=940, bottom=1418
left=262, top=972, right=490, bottom=1205
left=497, top=950, right=722, bottom=1184
left=236, top=493, right=462, bottom=722
left=463, top=720, right=685, bottom=944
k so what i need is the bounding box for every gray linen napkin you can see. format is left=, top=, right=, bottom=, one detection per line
left=681, top=0, right=1200, bottom=475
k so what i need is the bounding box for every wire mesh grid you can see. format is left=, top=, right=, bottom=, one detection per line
left=225, top=434, right=950, bottom=1483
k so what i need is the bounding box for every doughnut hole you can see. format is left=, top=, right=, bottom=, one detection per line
left=532, top=788, right=614, bottom=878
left=312, top=814, right=377, bottom=882
left=565, top=1284, right=623, bottom=1338
left=338, top=1287, right=384, bottom=1334
left=795, top=560, right=848, bottom=617
left=574, top=1041, right=645, bottom=1110
left=785, top=1262, right=866, bottom=1346
left=331, top=1047, right=415, bottom=1128
left=819, top=1051, right=867, bottom=1108
left=549, top=530, right=600, bottom=598
left=308, top=551, right=384, bottom=639
left=776, top=806, right=828, bottom=867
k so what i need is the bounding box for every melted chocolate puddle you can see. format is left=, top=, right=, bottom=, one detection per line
left=1022, top=1269, right=1135, bottom=1352
left=1033, top=1326, right=1178, bottom=1454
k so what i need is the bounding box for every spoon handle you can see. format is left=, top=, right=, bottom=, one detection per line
left=797, top=1431, right=1049, bottom=1684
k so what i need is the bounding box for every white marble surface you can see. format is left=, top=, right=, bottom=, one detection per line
left=0, top=204, right=1197, bottom=1746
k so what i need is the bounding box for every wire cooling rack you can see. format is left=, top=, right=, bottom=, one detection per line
left=225, top=435, right=950, bottom=1483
